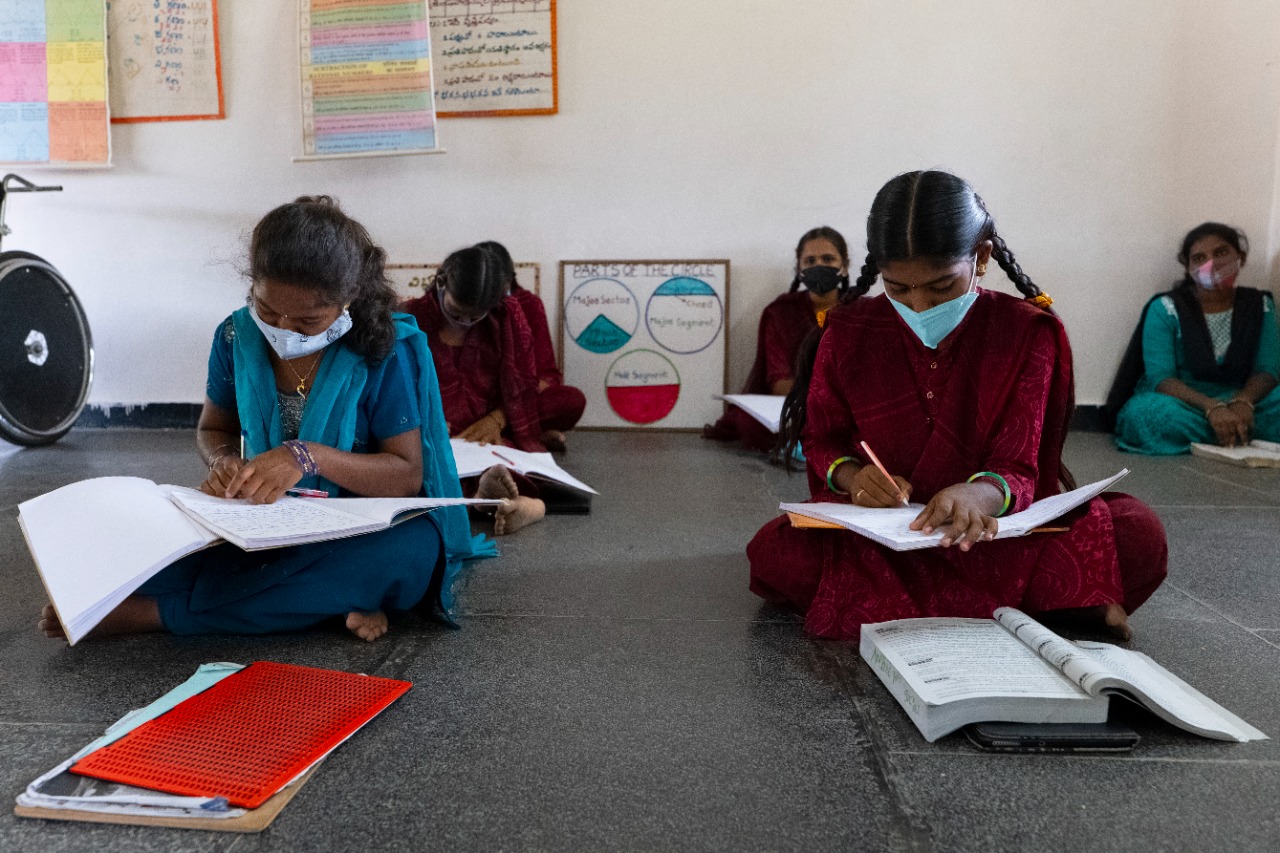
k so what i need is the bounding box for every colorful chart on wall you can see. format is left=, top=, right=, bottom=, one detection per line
left=560, top=260, right=729, bottom=430
left=296, top=0, right=440, bottom=160
left=387, top=261, right=540, bottom=302
left=106, top=0, right=224, bottom=123
left=429, top=0, right=556, bottom=117
left=0, top=0, right=111, bottom=166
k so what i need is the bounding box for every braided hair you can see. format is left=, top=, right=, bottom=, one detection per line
left=775, top=171, right=1071, bottom=487
left=248, top=195, right=398, bottom=364
left=788, top=225, right=852, bottom=294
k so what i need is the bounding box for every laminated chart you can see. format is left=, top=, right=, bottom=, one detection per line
left=298, top=0, right=440, bottom=159
left=106, top=0, right=224, bottom=122
left=560, top=261, right=730, bottom=430
left=429, top=0, right=557, bottom=117
left=0, top=0, right=110, bottom=165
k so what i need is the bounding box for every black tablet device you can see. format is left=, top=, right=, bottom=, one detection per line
left=965, top=722, right=1140, bottom=753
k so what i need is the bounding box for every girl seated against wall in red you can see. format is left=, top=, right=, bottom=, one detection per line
left=402, top=246, right=546, bottom=534
left=475, top=240, right=586, bottom=452
left=705, top=226, right=849, bottom=452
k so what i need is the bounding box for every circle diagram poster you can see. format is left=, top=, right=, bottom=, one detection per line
left=560, top=260, right=729, bottom=429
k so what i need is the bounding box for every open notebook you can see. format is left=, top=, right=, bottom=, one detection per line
left=781, top=470, right=1129, bottom=551
left=18, top=476, right=499, bottom=644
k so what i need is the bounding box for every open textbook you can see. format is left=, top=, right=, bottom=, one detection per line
left=1190, top=439, right=1280, bottom=468
left=861, top=608, right=1267, bottom=743
left=17, top=476, right=500, bottom=645
left=781, top=470, right=1129, bottom=551
left=715, top=394, right=786, bottom=434
left=449, top=439, right=598, bottom=496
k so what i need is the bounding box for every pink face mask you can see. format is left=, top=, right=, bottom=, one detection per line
left=1193, top=257, right=1241, bottom=291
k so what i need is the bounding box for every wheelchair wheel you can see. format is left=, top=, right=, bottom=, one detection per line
left=0, top=251, right=93, bottom=445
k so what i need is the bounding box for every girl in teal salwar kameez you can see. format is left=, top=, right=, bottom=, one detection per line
left=39, top=197, right=493, bottom=642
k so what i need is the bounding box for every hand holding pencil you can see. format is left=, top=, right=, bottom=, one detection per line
left=847, top=441, right=913, bottom=508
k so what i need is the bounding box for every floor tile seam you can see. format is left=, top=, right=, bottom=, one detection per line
left=883, top=749, right=1280, bottom=766
left=0, top=720, right=101, bottom=732
left=1148, top=503, right=1280, bottom=510
left=1172, top=462, right=1280, bottom=499
left=1163, top=582, right=1274, bottom=636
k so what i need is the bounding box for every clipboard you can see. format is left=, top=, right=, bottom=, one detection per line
left=13, top=764, right=318, bottom=833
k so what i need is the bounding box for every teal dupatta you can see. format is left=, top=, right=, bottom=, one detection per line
left=230, top=308, right=495, bottom=622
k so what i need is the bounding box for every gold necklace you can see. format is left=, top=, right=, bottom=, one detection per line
left=284, top=353, right=322, bottom=399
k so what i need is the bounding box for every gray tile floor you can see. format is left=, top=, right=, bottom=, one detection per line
left=1, top=428, right=1277, bottom=852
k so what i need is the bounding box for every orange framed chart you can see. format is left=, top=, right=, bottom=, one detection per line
left=107, top=0, right=225, bottom=123
left=430, top=0, right=557, bottom=118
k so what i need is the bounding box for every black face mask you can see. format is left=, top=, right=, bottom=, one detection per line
left=800, top=265, right=842, bottom=295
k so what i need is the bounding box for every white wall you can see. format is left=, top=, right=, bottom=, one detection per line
left=9, top=0, right=1280, bottom=406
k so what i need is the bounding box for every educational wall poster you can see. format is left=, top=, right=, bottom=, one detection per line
left=0, top=0, right=111, bottom=166
left=297, top=0, right=440, bottom=160
left=560, top=260, right=730, bottom=430
left=429, top=0, right=556, bottom=117
left=387, top=261, right=541, bottom=301
left=106, top=0, right=224, bottom=123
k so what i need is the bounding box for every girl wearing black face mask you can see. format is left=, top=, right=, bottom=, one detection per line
left=704, top=226, right=850, bottom=452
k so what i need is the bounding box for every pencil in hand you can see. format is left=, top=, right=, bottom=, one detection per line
left=859, top=440, right=909, bottom=507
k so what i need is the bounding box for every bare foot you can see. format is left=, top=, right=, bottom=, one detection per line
left=1098, top=602, right=1133, bottom=642
left=494, top=495, right=546, bottom=535
left=40, top=597, right=164, bottom=642
left=541, top=430, right=567, bottom=453
left=39, top=603, right=65, bottom=639
left=346, top=611, right=388, bottom=642
left=477, top=464, right=520, bottom=501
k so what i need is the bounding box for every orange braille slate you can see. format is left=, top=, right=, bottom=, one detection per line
left=69, top=661, right=411, bottom=809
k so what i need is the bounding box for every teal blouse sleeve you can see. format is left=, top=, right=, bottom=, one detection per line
left=1140, top=297, right=1180, bottom=387
left=1253, top=294, right=1280, bottom=379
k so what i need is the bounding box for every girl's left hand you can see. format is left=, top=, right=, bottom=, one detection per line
left=223, top=446, right=305, bottom=504
left=908, top=483, right=1000, bottom=550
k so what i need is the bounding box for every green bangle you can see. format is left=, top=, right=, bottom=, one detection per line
left=967, top=471, right=1012, bottom=517
left=826, top=456, right=856, bottom=495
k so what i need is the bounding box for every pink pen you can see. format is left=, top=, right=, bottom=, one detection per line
left=859, top=440, right=909, bottom=507
left=286, top=488, right=329, bottom=498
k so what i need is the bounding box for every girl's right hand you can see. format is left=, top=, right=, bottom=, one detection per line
left=201, top=455, right=247, bottom=497
left=1207, top=404, right=1248, bottom=447
left=849, top=464, right=912, bottom=507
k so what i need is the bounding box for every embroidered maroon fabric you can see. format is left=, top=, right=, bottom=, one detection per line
left=747, top=290, right=1167, bottom=640
left=705, top=291, right=818, bottom=450
left=402, top=291, right=545, bottom=452
left=510, top=284, right=586, bottom=432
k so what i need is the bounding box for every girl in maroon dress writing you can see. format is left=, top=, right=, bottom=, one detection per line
left=475, top=240, right=586, bottom=452
left=749, top=171, right=1167, bottom=641
left=402, top=246, right=546, bottom=534
left=705, top=226, right=850, bottom=452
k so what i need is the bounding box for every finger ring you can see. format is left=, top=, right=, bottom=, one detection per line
left=855, top=489, right=865, bottom=502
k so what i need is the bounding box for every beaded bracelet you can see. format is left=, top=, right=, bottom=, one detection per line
left=282, top=439, right=319, bottom=477
left=826, top=456, right=857, bottom=495
left=967, top=471, right=1012, bottom=517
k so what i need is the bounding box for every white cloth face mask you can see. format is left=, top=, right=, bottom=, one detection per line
left=248, top=302, right=353, bottom=360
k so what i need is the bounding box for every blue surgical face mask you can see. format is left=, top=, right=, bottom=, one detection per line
left=888, top=259, right=980, bottom=349
left=249, top=302, right=352, bottom=360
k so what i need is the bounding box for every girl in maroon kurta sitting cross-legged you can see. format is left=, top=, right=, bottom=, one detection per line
left=748, top=170, right=1168, bottom=641
left=475, top=240, right=586, bottom=452
left=401, top=246, right=546, bottom=534
left=704, top=226, right=850, bottom=452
